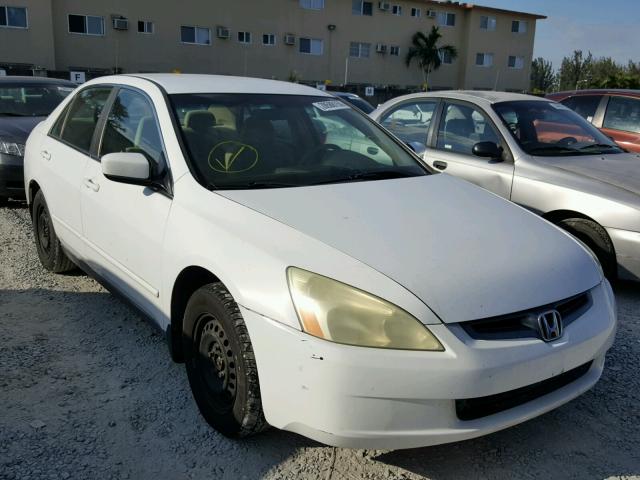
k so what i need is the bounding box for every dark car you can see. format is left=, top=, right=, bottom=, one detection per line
left=0, top=76, right=76, bottom=204
left=546, top=89, right=640, bottom=153
left=332, top=91, right=375, bottom=114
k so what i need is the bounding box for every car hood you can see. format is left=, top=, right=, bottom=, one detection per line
left=537, top=152, right=640, bottom=196
left=219, top=174, right=601, bottom=323
left=0, top=116, right=45, bottom=142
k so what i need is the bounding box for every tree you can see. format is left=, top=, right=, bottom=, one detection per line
left=530, top=57, right=555, bottom=94
left=405, top=26, right=457, bottom=91
left=558, top=50, right=593, bottom=91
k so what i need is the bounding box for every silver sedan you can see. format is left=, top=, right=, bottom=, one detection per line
left=371, top=91, right=640, bottom=281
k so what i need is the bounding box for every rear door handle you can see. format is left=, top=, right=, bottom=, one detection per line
left=433, top=160, right=448, bottom=171
left=40, top=150, right=51, bottom=161
left=83, top=177, right=100, bottom=192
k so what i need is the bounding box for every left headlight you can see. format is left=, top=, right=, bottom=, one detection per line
left=287, top=267, right=444, bottom=351
left=0, top=140, right=25, bottom=157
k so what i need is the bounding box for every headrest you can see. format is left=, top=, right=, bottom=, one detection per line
left=242, top=117, right=275, bottom=140
left=185, top=110, right=216, bottom=132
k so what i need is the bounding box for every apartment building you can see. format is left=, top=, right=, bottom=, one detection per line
left=0, top=0, right=545, bottom=92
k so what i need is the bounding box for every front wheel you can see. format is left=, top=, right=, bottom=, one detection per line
left=557, top=218, right=616, bottom=280
left=32, top=190, right=75, bottom=273
left=183, top=283, right=268, bottom=438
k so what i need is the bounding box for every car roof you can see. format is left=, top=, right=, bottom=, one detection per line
left=333, top=91, right=361, bottom=99
left=382, top=90, right=548, bottom=109
left=547, top=89, right=640, bottom=100
left=109, top=73, right=333, bottom=96
left=0, top=76, right=76, bottom=86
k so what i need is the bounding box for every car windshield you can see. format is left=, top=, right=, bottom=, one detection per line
left=0, top=84, right=75, bottom=117
left=170, top=93, right=427, bottom=189
left=493, top=100, right=624, bottom=157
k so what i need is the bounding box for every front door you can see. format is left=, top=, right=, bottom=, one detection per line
left=80, top=87, right=172, bottom=311
left=425, top=101, right=514, bottom=199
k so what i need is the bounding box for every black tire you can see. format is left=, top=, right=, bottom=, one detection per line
left=32, top=190, right=75, bottom=273
left=557, top=218, right=616, bottom=279
left=183, top=283, right=268, bottom=438
left=0, top=196, right=8, bottom=207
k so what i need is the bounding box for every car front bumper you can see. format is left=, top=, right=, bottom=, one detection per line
left=242, top=280, right=616, bottom=449
left=607, top=227, right=640, bottom=281
left=0, top=153, right=25, bottom=199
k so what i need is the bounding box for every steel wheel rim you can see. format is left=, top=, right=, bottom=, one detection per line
left=196, top=314, right=237, bottom=410
left=37, top=206, right=51, bottom=254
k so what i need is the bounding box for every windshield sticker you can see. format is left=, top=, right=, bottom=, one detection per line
left=549, top=103, right=571, bottom=110
left=313, top=100, right=350, bottom=112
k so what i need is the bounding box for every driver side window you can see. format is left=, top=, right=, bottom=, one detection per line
left=100, top=89, right=166, bottom=167
left=436, top=102, right=500, bottom=156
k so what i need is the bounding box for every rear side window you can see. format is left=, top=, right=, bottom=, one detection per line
left=380, top=100, right=438, bottom=145
left=100, top=89, right=165, bottom=166
left=560, top=95, right=603, bottom=123
left=59, top=87, right=112, bottom=153
left=603, top=96, right=640, bottom=134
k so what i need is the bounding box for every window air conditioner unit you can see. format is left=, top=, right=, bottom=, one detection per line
left=216, top=26, right=230, bottom=39
left=284, top=33, right=296, bottom=45
left=112, top=17, right=128, bottom=30
left=426, top=10, right=437, bottom=18
left=378, top=2, right=390, bottom=11
left=376, top=43, right=387, bottom=53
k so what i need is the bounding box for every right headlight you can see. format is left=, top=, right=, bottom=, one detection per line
left=287, top=267, right=444, bottom=351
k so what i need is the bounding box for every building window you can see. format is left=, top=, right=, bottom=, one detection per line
left=238, top=31, right=251, bottom=44
left=0, top=6, right=28, bottom=28
left=352, top=1, right=373, bottom=16
left=411, top=7, right=421, bottom=17
left=300, top=0, right=325, bottom=9
left=511, top=20, right=527, bottom=33
left=137, top=20, right=153, bottom=34
left=436, top=12, right=456, bottom=27
left=390, top=45, right=400, bottom=56
left=480, top=15, right=496, bottom=31
left=391, top=5, right=402, bottom=15
left=68, top=14, right=104, bottom=35
left=439, top=49, right=453, bottom=64
left=262, top=33, right=276, bottom=46
left=181, top=25, right=211, bottom=45
left=508, top=55, right=524, bottom=69
left=349, top=41, right=371, bottom=58
left=299, top=37, right=323, bottom=55
left=475, top=52, right=493, bottom=67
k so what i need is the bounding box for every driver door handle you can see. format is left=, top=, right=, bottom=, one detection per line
left=433, top=160, right=448, bottom=171
left=83, top=177, right=100, bottom=192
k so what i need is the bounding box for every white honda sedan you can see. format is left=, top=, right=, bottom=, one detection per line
left=24, top=74, right=616, bottom=449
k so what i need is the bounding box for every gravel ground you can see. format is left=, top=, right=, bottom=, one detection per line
left=1, top=201, right=639, bottom=480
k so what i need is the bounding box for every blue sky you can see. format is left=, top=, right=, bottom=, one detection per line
left=480, top=0, right=640, bottom=69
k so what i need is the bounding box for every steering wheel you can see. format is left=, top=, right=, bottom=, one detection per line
left=557, top=136, right=578, bottom=147
left=301, top=143, right=342, bottom=165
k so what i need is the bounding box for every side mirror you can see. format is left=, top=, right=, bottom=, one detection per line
left=101, top=152, right=151, bottom=184
left=472, top=141, right=503, bottom=160
left=406, top=141, right=427, bottom=156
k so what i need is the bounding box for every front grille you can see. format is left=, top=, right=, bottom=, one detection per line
left=455, top=361, right=592, bottom=421
left=460, top=291, right=590, bottom=341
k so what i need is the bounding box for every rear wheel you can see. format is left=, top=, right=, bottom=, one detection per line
left=557, top=218, right=616, bottom=279
left=183, top=283, right=268, bottom=438
left=32, top=190, right=75, bottom=273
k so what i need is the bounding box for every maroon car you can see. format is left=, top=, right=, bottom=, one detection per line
left=546, top=89, right=640, bottom=153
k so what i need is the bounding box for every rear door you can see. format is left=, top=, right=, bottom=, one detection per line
left=424, top=100, right=514, bottom=199
left=599, top=95, right=640, bottom=153
left=80, top=86, right=172, bottom=309
left=40, top=86, right=113, bottom=256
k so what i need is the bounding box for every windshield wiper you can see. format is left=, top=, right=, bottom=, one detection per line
left=0, top=112, right=31, bottom=117
left=578, top=143, right=621, bottom=152
left=207, top=181, right=299, bottom=190
left=308, top=169, right=420, bottom=186
left=527, top=145, right=579, bottom=154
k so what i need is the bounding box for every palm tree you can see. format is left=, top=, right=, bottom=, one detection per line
left=405, top=26, right=458, bottom=91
